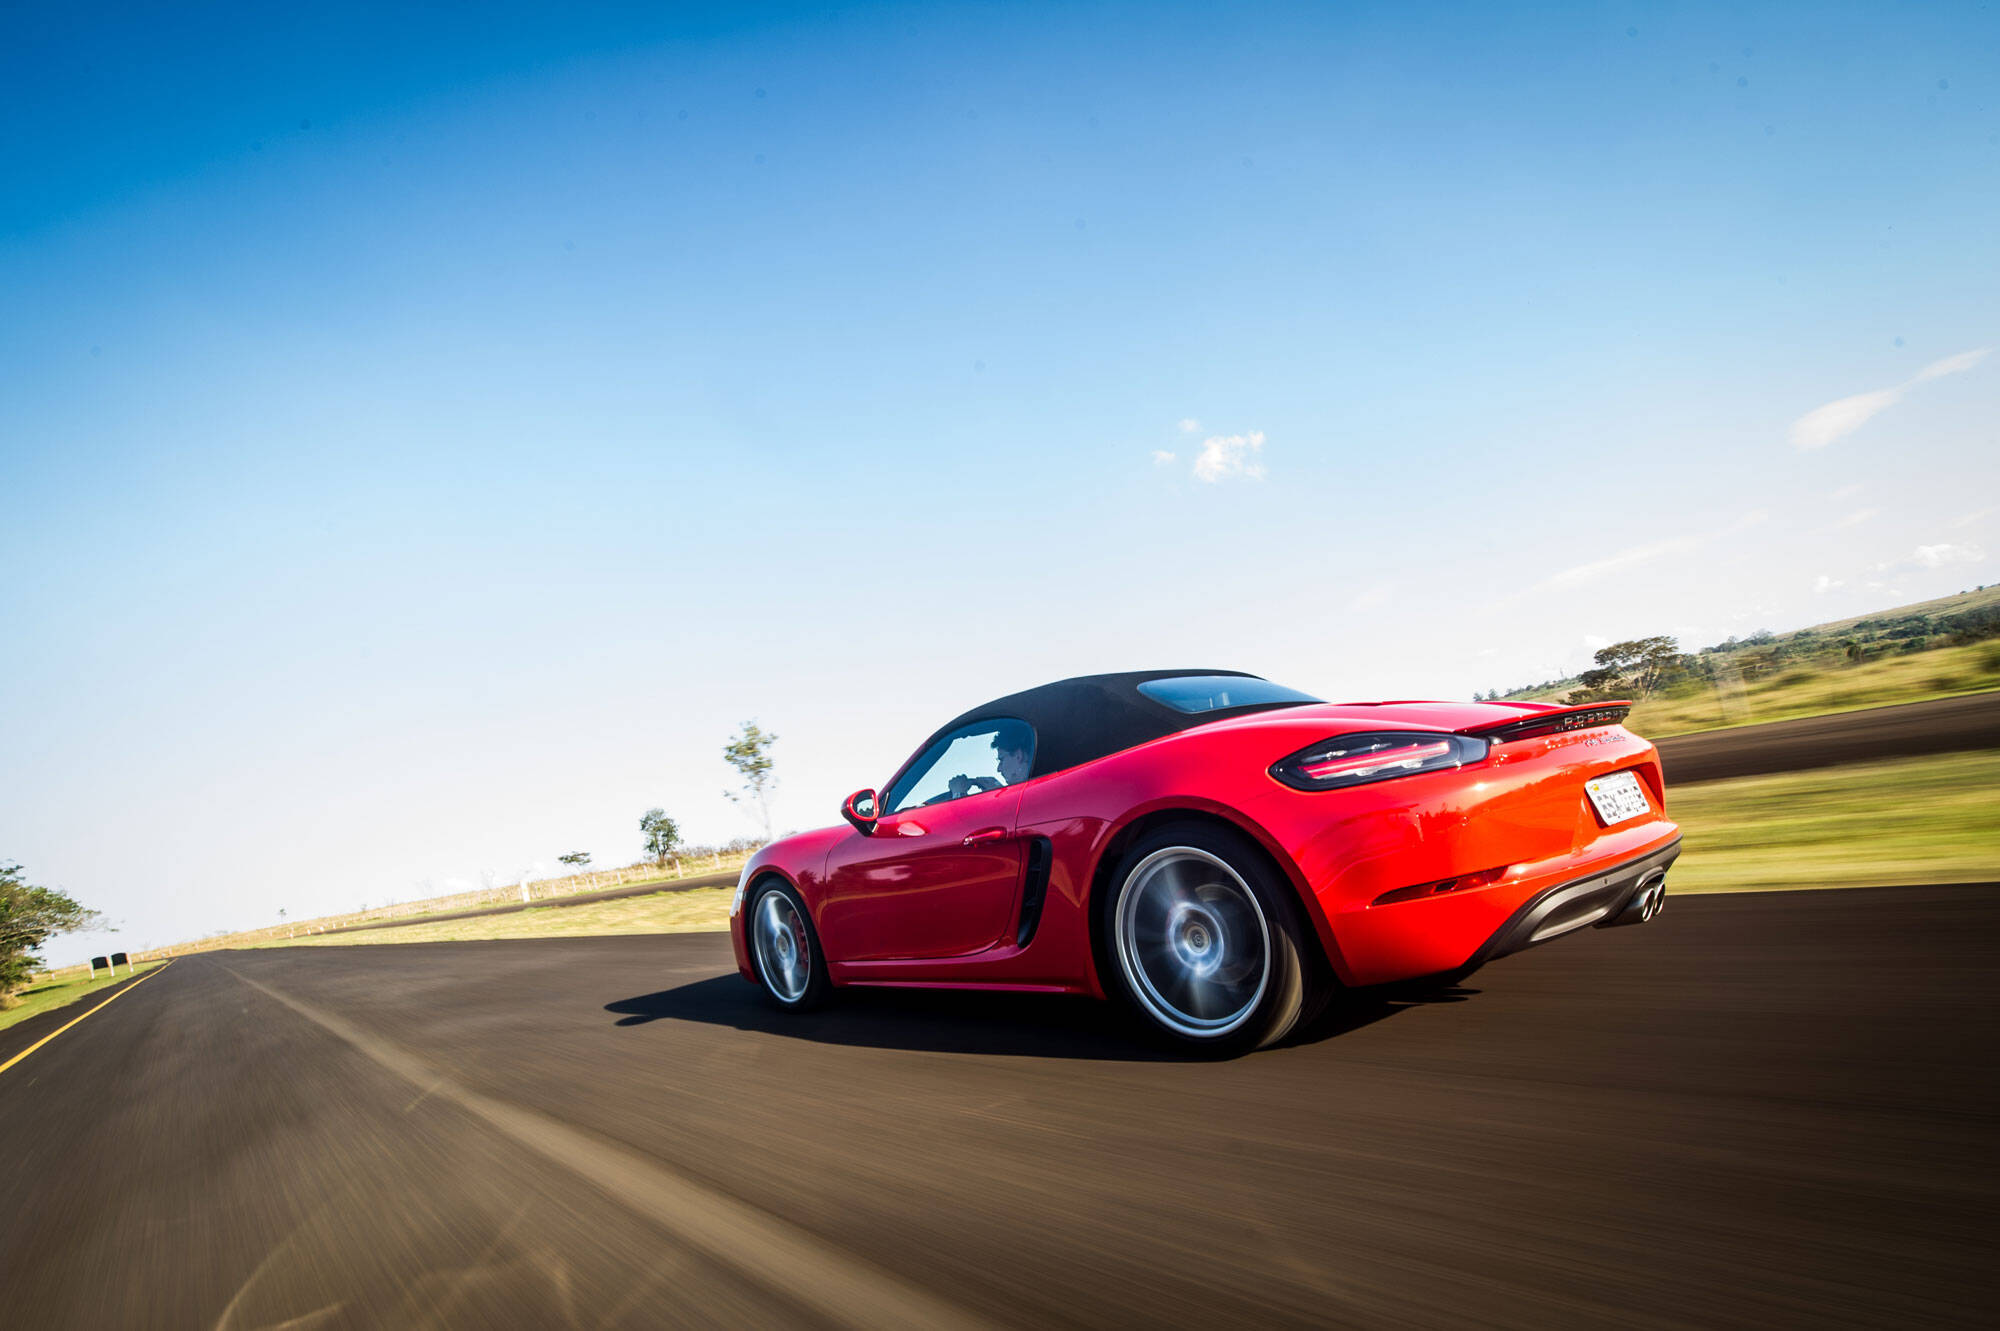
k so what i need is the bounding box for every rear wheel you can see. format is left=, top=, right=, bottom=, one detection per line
left=1102, top=822, right=1326, bottom=1054
left=748, top=879, right=830, bottom=1012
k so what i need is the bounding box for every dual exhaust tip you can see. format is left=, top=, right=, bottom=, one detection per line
left=1605, top=872, right=1667, bottom=928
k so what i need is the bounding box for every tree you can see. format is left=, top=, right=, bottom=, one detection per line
left=1568, top=636, right=1681, bottom=703
left=557, top=851, right=592, bottom=872
left=1, top=862, right=105, bottom=998
left=722, top=720, right=779, bottom=842
left=639, top=809, right=682, bottom=868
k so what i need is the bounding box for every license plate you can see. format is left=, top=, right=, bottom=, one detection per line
left=1584, top=770, right=1650, bottom=825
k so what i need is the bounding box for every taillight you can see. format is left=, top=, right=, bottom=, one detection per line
left=1269, top=731, right=1489, bottom=791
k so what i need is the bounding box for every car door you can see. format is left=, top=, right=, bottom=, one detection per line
left=817, top=720, right=1034, bottom=961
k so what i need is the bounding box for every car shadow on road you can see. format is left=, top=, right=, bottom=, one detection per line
left=604, top=975, right=1479, bottom=1061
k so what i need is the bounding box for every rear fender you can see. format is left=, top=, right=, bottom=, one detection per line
left=1084, top=795, right=1354, bottom=989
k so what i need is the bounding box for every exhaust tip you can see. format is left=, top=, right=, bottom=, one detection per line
left=1606, top=873, right=1667, bottom=927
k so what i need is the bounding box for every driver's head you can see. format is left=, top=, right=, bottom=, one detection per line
left=994, top=734, right=1031, bottom=784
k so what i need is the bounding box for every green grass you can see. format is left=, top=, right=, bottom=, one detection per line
left=248, top=886, right=736, bottom=948
left=1667, top=751, right=2000, bottom=893
left=0, top=962, right=163, bottom=1034
left=1627, top=639, right=2000, bottom=738
left=235, top=754, right=1998, bottom=955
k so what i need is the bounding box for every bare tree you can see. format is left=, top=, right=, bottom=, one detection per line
left=722, top=721, right=778, bottom=843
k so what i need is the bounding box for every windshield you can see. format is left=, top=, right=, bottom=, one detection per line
left=1136, top=676, right=1322, bottom=715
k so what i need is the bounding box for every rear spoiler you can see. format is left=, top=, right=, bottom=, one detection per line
left=1458, top=702, right=1632, bottom=744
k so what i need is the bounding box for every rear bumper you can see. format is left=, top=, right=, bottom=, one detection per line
left=1461, top=836, right=1682, bottom=974
left=1318, top=823, right=1683, bottom=986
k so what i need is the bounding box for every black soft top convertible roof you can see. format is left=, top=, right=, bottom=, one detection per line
left=906, top=669, right=1314, bottom=783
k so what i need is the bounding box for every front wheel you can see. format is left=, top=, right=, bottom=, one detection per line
left=1102, top=823, right=1326, bottom=1054
left=748, top=879, right=831, bottom=1011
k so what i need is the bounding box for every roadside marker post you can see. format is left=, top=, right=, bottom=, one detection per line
left=0, top=961, right=175, bottom=1080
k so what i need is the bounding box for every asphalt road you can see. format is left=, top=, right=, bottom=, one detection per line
left=3, top=886, right=1995, bottom=1329
left=1651, top=689, right=2000, bottom=783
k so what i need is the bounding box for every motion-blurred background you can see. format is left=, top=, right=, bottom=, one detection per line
left=4, top=1, right=1995, bottom=965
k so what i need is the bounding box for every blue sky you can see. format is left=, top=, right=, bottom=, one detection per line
left=4, top=1, right=1995, bottom=963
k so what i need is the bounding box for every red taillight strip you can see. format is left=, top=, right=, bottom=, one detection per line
left=1372, top=866, right=1509, bottom=907
left=1301, top=740, right=1453, bottom=780
left=1467, top=704, right=1631, bottom=744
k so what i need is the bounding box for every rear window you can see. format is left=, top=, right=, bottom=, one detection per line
left=1137, top=675, right=1321, bottom=714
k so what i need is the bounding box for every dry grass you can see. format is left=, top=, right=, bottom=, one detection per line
left=78, top=852, right=757, bottom=971
left=247, top=887, right=736, bottom=948
left=1667, top=751, right=2000, bottom=893
left=1627, top=640, right=2000, bottom=738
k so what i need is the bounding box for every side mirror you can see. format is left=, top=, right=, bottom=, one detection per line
left=841, top=788, right=880, bottom=834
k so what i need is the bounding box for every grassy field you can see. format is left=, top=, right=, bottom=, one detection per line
left=274, top=863, right=740, bottom=935
left=250, top=751, right=1998, bottom=955
left=1667, top=751, right=2000, bottom=893
left=250, top=886, right=737, bottom=948
left=1626, top=639, right=2000, bottom=737
left=0, top=963, right=164, bottom=1034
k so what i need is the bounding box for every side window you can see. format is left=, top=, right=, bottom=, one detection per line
left=884, top=719, right=1036, bottom=814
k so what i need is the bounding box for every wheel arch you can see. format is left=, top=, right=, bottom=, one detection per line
left=1082, top=801, right=1351, bottom=990
left=739, top=866, right=806, bottom=987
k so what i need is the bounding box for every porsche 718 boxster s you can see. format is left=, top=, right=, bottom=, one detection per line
left=729, top=670, right=1682, bottom=1053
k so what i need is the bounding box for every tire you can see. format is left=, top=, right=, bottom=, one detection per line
left=747, top=878, right=831, bottom=1012
left=1100, top=821, right=1326, bottom=1055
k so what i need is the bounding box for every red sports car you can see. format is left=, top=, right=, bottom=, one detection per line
left=730, top=670, right=1681, bottom=1053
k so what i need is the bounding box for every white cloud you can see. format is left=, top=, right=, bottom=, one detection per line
left=1542, top=533, right=1703, bottom=589
left=1829, top=483, right=1865, bottom=501
left=1151, top=450, right=1177, bottom=466
left=1535, top=509, right=1765, bottom=592
left=1908, top=542, right=1986, bottom=569
left=1790, top=387, right=1904, bottom=451
left=1912, top=347, right=1990, bottom=382
left=1869, top=541, right=1987, bottom=573
left=1813, top=575, right=1844, bottom=593
left=1789, top=347, right=1991, bottom=451
left=1177, top=418, right=1201, bottom=433
left=1950, top=506, right=1995, bottom=530
left=1831, top=508, right=1878, bottom=530
left=1191, top=430, right=1266, bottom=483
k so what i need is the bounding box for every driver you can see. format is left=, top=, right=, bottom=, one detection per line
left=942, top=731, right=1033, bottom=801
left=995, top=735, right=1031, bottom=785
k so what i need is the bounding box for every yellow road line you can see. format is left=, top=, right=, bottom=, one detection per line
left=0, top=960, right=174, bottom=1078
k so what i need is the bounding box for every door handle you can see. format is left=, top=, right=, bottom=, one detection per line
left=963, top=827, right=1008, bottom=846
